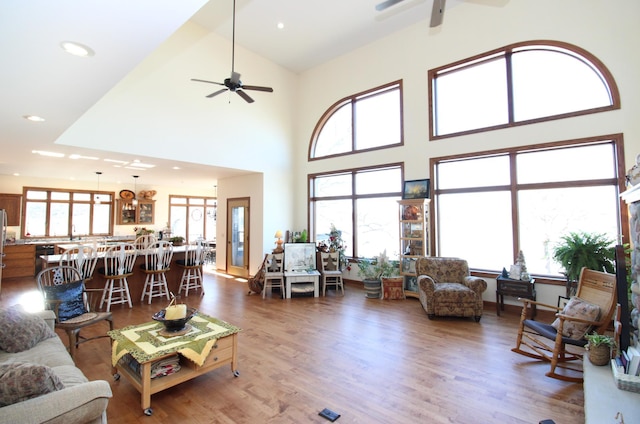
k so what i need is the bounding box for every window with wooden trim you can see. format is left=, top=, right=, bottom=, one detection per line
left=430, top=41, right=620, bottom=139
left=310, top=81, right=403, bottom=159
left=169, top=195, right=217, bottom=242
left=431, top=136, right=626, bottom=277
left=310, top=164, right=403, bottom=259
left=23, top=187, right=113, bottom=238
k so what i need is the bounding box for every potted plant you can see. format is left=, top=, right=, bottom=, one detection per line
left=552, top=231, right=615, bottom=297
left=168, top=236, right=185, bottom=246
left=585, top=332, right=617, bottom=366
left=357, top=250, right=398, bottom=299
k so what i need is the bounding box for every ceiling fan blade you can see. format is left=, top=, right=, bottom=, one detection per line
left=430, top=0, right=446, bottom=27
left=236, top=90, right=254, bottom=103
left=242, top=85, right=274, bottom=93
left=191, top=78, right=225, bottom=86
left=375, top=0, right=406, bottom=11
left=206, top=88, right=228, bottom=98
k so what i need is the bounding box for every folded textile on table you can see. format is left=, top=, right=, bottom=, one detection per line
left=150, top=355, right=181, bottom=379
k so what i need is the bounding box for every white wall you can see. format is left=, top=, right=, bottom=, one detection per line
left=293, top=0, right=640, bottom=306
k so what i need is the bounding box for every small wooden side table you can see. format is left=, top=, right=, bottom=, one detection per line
left=496, top=276, right=536, bottom=318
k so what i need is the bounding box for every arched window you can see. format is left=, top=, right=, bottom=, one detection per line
left=429, top=40, right=620, bottom=139
left=310, top=81, right=403, bottom=159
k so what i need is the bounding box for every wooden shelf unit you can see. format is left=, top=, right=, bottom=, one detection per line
left=116, top=199, right=155, bottom=225
left=398, top=199, right=430, bottom=298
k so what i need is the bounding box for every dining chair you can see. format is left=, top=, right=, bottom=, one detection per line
left=37, top=265, right=113, bottom=359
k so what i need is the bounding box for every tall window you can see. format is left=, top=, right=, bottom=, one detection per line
left=310, top=165, right=403, bottom=259
left=169, top=195, right=217, bottom=242
left=23, top=187, right=113, bottom=238
left=432, top=136, right=626, bottom=277
left=310, top=81, right=403, bottom=159
left=430, top=41, right=620, bottom=139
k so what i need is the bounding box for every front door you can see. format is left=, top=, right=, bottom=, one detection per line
left=226, top=197, right=249, bottom=277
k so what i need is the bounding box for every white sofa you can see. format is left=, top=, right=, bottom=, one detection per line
left=0, top=308, right=112, bottom=424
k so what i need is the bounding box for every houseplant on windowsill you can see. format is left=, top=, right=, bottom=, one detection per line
left=358, top=250, right=398, bottom=299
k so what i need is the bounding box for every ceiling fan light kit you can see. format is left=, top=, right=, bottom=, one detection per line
left=191, top=0, right=273, bottom=103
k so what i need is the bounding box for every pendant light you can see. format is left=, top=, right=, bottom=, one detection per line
left=132, top=175, right=139, bottom=206
left=95, top=171, right=102, bottom=204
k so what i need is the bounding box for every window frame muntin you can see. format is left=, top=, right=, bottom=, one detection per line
left=429, top=40, right=621, bottom=140
left=309, top=80, right=404, bottom=160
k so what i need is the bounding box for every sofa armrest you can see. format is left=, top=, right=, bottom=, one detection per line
left=0, top=380, right=112, bottom=424
left=462, top=276, right=487, bottom=295
left=30, top=309, right=57, bottom=331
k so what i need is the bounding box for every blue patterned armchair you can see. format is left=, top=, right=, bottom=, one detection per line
left=416, top=257, right=487, bottom=322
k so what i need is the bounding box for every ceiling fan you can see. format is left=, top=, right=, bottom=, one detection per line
left=375, top=0, right=446, bottom=28
left=191, top=0, right=273, bottom=103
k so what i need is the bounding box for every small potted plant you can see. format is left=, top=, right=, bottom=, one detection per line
left=585, top=332, right=616, bottom=366
left=168, top=236, right=185, bottom=246
left=357, top=250, right=398, bottom=299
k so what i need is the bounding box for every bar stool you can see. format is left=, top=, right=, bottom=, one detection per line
left=263, top=253, right=284, bottom=299
left=60, top=245, right=99, bottom=282
left=177, top=240, right=207, bottom=297
left=98, top=243, right=137, bottom=311
left=140, top=241, right=174, bottom=304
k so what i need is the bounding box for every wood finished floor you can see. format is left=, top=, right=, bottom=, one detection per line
left=0, top=271, right=584, bottom=424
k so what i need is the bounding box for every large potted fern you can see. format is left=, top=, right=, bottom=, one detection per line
left=552, top=231, right=615, bottom=296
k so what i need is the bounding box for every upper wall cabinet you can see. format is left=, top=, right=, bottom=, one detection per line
left=0, top=194, right=22, bottom=226
left=116, top=200, right=155, bottom=225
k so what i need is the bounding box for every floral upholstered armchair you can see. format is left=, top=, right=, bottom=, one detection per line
left=416, top=257, right=487, bottom=322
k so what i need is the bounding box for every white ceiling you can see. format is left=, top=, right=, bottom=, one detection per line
left=0, top=0, right=505, bottom=191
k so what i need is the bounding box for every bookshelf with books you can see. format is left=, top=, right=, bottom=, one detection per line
left=398, top=199, right=431, bottom=298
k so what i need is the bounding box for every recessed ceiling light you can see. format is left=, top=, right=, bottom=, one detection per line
left=23, top=115, right=45, bottom=122
left=277, top=22, right=284, bottom=30
left=172, top=166, right=181, bottom=170
left=69, top=154, right=99, bottom=160
left=60, top=41, right=95, bottom=57
left=32, top=150, right=64, bottom=158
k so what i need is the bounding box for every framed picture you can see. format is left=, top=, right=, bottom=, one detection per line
left=283, top=243, right=317, bottom=272
left=403, top=179, right=430, bottom=199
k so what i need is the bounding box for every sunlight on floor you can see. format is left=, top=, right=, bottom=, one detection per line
left=16, top=290, right=45, bottom=312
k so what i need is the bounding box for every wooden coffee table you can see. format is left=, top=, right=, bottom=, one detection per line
left=108, top=313, right=240, bottom=416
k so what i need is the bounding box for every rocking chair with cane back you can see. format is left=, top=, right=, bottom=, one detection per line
left=511, top=267, right=616, bottom=382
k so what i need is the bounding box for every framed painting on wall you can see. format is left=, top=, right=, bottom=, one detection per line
left=402, top=179, right=430, bottom=199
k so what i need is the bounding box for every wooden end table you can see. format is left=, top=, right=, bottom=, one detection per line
left=496, top=276, right=536, bottom=318
left=108, top=313, right=240, bottom=416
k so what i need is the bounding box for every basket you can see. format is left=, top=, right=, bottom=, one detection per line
left=587, top=345, right=611, bottom=366
left=611, top=359, right=640, bottom=393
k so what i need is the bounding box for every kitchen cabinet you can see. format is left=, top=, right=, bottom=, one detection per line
left=0, top=194, right=22, bottom=226
left=116, top=200, right=155, bottom=225
left=4, top=244, right=36, bottom=278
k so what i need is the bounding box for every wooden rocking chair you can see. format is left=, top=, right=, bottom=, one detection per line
left=511, top=267, right=616, bottom=382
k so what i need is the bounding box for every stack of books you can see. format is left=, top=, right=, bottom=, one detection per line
left=614, top=345, right=640, bottom=376
left=118, top=353, right=181, bottom=379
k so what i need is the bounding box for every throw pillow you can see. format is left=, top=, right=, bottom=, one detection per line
left=0, top=305, right=56, bottom=353
left=0, top=362, right=65, bottom=406
left=551, top=296, right=601, bottom=340
left=43, top=280, right=87, bottom=322
left=382, top=277, right=405, bottom=300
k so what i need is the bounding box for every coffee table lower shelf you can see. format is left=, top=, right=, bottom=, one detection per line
left=112, top=332, right=239, bottom=416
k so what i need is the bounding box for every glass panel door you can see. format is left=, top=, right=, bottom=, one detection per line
left=226, top=198, right=249, bottom=277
